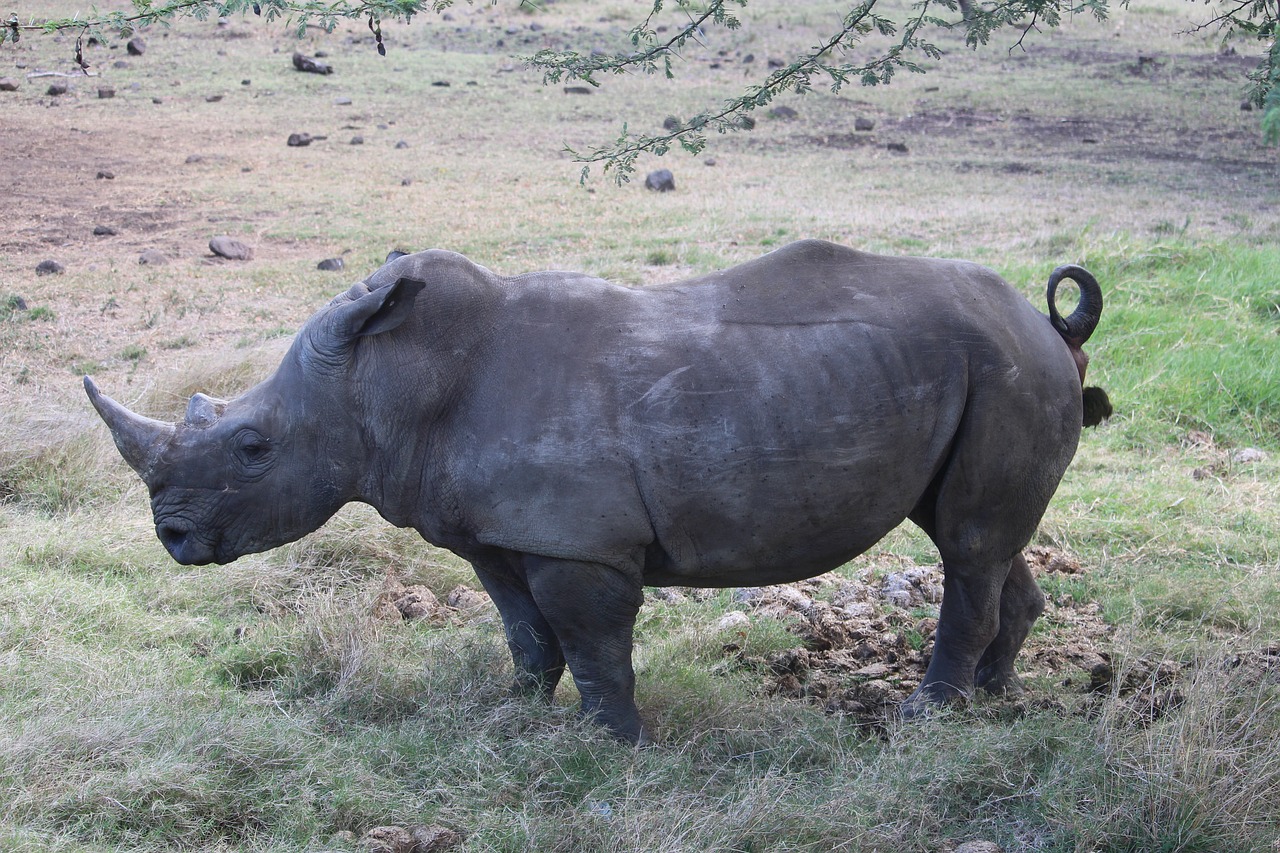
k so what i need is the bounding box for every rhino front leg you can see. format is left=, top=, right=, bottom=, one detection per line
left=974, top=551, right=1045, bottom=695
left=524, top=555, right=648, bottom=744
left=472, top=562, right=565, bottom=701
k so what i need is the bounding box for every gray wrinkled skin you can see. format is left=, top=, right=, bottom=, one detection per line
left=87, top=239, right=1101, bottom=743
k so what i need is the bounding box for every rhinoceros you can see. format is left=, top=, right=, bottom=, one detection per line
left=86, top=239, right=1109, bottom=743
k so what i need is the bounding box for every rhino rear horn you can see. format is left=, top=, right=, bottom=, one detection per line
left=84, top=376, right=176, bottom=480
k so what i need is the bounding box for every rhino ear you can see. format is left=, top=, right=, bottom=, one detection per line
left=338, top=277, right=427, bottom=340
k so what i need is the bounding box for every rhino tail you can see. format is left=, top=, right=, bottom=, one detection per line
left=1046, top=265, right=1112, bottom=428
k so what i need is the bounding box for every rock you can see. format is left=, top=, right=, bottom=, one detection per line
left=704, top=157, right=717, bottom=166
left=662, top=116, right=680, bottom=131
left=431, top=80, right=451, bottom=87
left=563, top=85, right=593, bottom=95
left=334, top=96, right=353, bottom=105
left=139, top=249, right=169, bottom=265
left=0, top=77, right=18, bottom=91
left=1241, top=100, right=1254, bottom=111
left=317, top=257, right=344, bottom=271
left=886, top=142, right=909, bottom=154
left=393, top=586, right=440, bottom=620
left=93, top=224, right=118, bottom=236
left=126, top=37, right=145, bottom=56
left=400, top=178, right=413, bottom=186
left=769, top=105, right=798, bottom=120
left=395, top=140, right=409, bottom=149
left=97, top=86, right=115, bottom=99
left=717, top=611, right=751, bottom=631
left=955, top=842, right=1002, bottom=853
left=350, top=136, right=364, bottom=145
left=411, top=825, right=463, bottom=852
left=445, top=585, right=491, bottom=613
left=742, top=53, right=754, bottom=64
left=7, top=295, right=28, bottom=310
left=47, top=82, right=69, bottom=97
left=96, top=170, right=115, bottom=179
left=644, top=169, right=675, bottom=192
left=113, top=60, right=129, bottom=69
left=205, top=94, right=222, bottom=103
left=768, top=57, right=785, bottom=68
left=1233, top=447, right=1267, bottom=464
left=36, top=260, right=65, bottom=276
left=209, top=236, right=254, bottom=261
left=854, top=117, right=875, bottom=132
left=739, top=115, right=756, bottom=130
left=287, top=132, right=313, bottom=147
left=185, top=154, right=204, bottom=164
left=292, top=52, right=333, bottom=75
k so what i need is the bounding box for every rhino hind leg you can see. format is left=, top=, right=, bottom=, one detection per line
left=472, top=563, right=566, bottom=701
left=973, top=551, right=1045, bottom=695
left=524, top=556, right=649, bottom=744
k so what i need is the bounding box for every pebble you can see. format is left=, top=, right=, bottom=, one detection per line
left=0, top=77, right=18, bottom=91
left=93, top=224, right=119, bottom=236
left=139, top=249, right=169, bottom=265
left=317, top=258, right=344, bottom=271
left=209, top=236, right=254, bottom=261
left=36, top=260, right=65, bottom=276
left=98, top=86, right=115, bottom=99
left=644, top=169, right=675, bottom=192
left=126, top=37, right=145, bottom=56
left=47, top=83, right=69, bottom=97
left=855, top=117, right=875, bottom=131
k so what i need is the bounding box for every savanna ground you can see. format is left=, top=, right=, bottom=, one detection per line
left=2, top=0, right=1279, bottom=850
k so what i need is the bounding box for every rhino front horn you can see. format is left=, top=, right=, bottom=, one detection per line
left=84, top=376, right=176, bottom=480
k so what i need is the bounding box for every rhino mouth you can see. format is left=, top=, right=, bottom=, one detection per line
left=155, top=519, right=220, bottom=565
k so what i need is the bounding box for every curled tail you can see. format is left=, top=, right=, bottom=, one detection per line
left=1046, top=264, right=1112, bottom=427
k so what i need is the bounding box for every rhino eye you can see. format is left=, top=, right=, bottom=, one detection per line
left=233, top=429, right=272, bottom=467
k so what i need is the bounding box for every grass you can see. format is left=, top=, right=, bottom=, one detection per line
left=1, top=0, right=1279, bottom=849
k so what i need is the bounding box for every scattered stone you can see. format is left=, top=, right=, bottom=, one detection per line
left=139, top=248, right=169, bottom=265
left=394, top=586, right=440, bottom=620
left=292, top=52, right=333, bottom=75
left=704, top=157, right=717, bottom=166
left=8, top=295, right=28, bottom=310
left=717, top=611, right=751, bottom=631
left=93, top=224, right=118, bottom=236
left=448, top=584, right=491, bottom=612
left=287, top=132, right=316, bottom=146
left=96, top=170, right=115, bottom=180
left=529, top=21, right=544, bottom=32
left=47, top=82, right=69, bottom=97
left=769, top=105, right=798, bottom=120
left=431, top=80, right=451, bottom=87
left=854, top=117, right=875, bottom=132
left=242, top=79, right=251, bottom=86
left=350, top=135, right=364, bottom=145
left=36, top=260, right=65, bottom=276
left=97, top=86, right=115, bottom=99
left=209, top=236, right=254, bottom=261
left=395, top=140, right=409, bottom=149
left=1233, top=447, right=1268, bottom=464
left=401, top=178, right=413, bottom=186
left=563, top=85, right=593, bottom=95
left=886, top=142, right=909, bottom=154
left=113, top=60, right=130, bottom=69
left=315, top=50, right=329, bottom=58
left=739, top=115, right=756, bottom=130
left=955, top=842, right=1003, bottom=853
left=185, top=154, right=204, bottom=164
left=126, top=37, right=146, bottom=56
left=205, top=94, right=222, bottom=102
left=0, top=77, right=19, bottom=91
left=317, top=257, right=344, bottom=271
left=1240, top=100, right=1254, bottom=111
left=662, top=115, right=680, bottom=131
left=334, top=96, right=353, bottom=105
left=768, top=57, right=785, bottom=68
left=644, top=168, right=676, bottom=192
left=152, top=97, right=163, bottom=104
left=742, top=53, right=755, bottom=64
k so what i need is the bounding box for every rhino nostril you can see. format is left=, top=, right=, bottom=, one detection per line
left=157, top=522, right=189, bottom=553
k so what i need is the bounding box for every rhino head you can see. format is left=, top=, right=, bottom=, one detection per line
left=85, top=277, right=425, bottom=565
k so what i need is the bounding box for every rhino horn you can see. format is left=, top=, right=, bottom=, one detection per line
left=84, top=376, right=176, bottom=480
